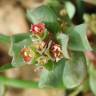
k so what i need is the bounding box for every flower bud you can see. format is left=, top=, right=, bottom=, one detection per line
left=20, top=48, right=34, bottom=62
left=50, top=43, right=63, bottom=62
left=33, top=41, right=46, bottom=54
left=37, top=56, right=49, bottom=65
left=30, top=23, right=45, bottom=36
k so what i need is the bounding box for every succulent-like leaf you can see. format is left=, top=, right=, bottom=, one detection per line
left=88, top=63, right=96, bottom=96
left=63, top=52, right=87, bottom=89
left=44, top=60, right=56, bottom=71
left=57, top=33, right=69, bottom=59
left=0, top=64, right=13, bottom=72
left=0, top=35, right=11, bottom=44
left=47, top=0, right=62, bottom=14
left=11, top=38, right=33, bottom=67
left=12, top=33, right=31, bottom=43
left=39, top=59, right=65, bottom=88
left=0, top=35, right=11, bottom=53
left=65, top=1, right=75, bottom=19
left=27, top=5, right=61, bottom=34
left=67, top=24, right=92, bottom=51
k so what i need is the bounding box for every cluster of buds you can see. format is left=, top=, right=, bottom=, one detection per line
left=30, top=23, right=45, bottom=36
left=20, top=48, right=35, bottom=63
left=20, top=23, right=64, bottom=65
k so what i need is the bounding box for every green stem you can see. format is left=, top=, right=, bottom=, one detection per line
left=0, top=64, right=13, bottom=72
left=0, top=35, right=11, bottom=44
left=0, top=76, right=38, bottom=89
left=69, top=86, right=83, bottom=96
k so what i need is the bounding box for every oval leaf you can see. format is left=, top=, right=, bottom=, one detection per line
left=65, top=1, right=75, bottom=19
left=11, top=38, right=33, bottom=67
left=89, top=64, right=96, bottom=96
left=63, top=52, right=87, bottom=89
left=27, top=5, right=60, bottom=33
left=39, top=59, right=65, bottom=88
left=67, top=24, right=92, bottom=51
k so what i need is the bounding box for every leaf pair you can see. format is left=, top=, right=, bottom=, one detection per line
left=39, top=52, right=87, bottom=89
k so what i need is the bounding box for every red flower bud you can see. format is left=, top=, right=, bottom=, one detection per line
left=23, top=56, right=32, bottom=62
left=30, top=23, right=45, bottom=35
left=20, top=48, right=33, bottom=62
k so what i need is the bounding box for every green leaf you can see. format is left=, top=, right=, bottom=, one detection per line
left=11, top=39, right=32, bottom=67
left=65, top=1, right=75, bottom=19
left=0, top=64, right=13, bottom=72
left=47, top=0, right=61, bottom=7
left=0, top=35, right=11, bottom=52
left=63, top=52, right=87, bottom=89
left=9, top=33, right=31, bottom=56
left=67, top=24, right=92, bottom=51
left=12, top=33, right=31, bottom=43
left=44, top=60, right=56, bottom=71
left=0, top=35, right=11, bottom=44
left=0, top=76, right=38, bottom=89
left=39, top=59, right=65, bottom=88
left=88, top=63, right=96, bottom=96
left=27, top=5, right=60, bottom=33
left=57, top=33, right=69, bottom=58
left=0, top=83, right=5, bottom=96
left=47, top=0, right=62, bottom=14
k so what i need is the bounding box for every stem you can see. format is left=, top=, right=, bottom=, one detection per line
left=0, top=35, right=10, bottom=44
left=0, top=76, right=38, bottom=89
left=69, top=86, right=83, bottom=96
left=0, top=64, right=13, bottom=72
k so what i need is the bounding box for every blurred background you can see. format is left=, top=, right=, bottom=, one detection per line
left=0, top=0, right=96, bottom=96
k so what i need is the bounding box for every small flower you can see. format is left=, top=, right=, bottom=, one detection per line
left=37, top=41, right=46, bottom=51
left=33, top=41, right=46, bottom=54
left=37, top=56, right=49, bottom=65
left=23, top=56, right=32, bottom=62
left=30, top=23, right=45, bottom=36
left=20, top=48, right=34, bottom=63
left=50, top=43, right=63, bottom=62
